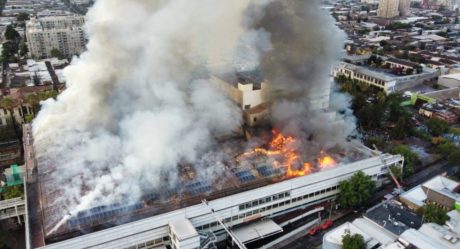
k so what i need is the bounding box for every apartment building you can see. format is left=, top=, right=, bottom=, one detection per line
left=26, top=16, right=87, bottom=59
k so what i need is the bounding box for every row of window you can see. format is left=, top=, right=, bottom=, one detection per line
left=196, top=186, right=340, bottom=231
left=239, top=191, right=290, bottom=211
left=125, top=236, right=169, bottom=249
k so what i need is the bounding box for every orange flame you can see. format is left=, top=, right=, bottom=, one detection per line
left=318, top=152, right=336, bottom=168
left=237, top=130, right=337, bottom=177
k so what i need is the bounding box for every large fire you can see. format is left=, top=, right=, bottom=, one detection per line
left=238, top=130, right=337, bottom=177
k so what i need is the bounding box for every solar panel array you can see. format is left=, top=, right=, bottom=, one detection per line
left=235, top=170, right=256, bottom=183
left=257, top=165, right=278, bottom=177
left=185, top=181, right=212, bottom=196
left=69, top=202, right=143, bottom=227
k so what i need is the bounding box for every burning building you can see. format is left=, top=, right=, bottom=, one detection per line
left=22, top=0, right=405, bottom=249
left=24, top=123, right=404, bottom=249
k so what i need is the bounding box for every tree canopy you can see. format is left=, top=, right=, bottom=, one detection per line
left=342, top=231, right=366, bottom=249
left=422, top=204, right=449, bottom=225
left=4, top=25, right=19, bottom=41
left=389, top=145, right=419, bottom=177
left=2, top=185, right=23, bottom=200
left=425, top=118, right=449, bottom=137
left=339, top=171, right=376, bottom=208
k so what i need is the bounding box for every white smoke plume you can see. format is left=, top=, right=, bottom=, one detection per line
left=32, top=0, right=353, bottom=234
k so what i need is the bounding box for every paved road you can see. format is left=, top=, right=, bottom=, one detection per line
left=284, top=160, right=453, bottom=249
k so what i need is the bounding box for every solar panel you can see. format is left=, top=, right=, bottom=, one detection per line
left=68, top=202, right=145, bottom=226
left=257, top=165, right=277, bottom=177
left=235, top=170, right=256, bottom=183
left=186, top=181, right=212, bottom=196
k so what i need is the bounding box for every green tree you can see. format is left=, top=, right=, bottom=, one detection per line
left=422, top=204, right=449, bottom=225
left=1, top=41, right=19, bottom=62
left=425, top=118, right=449, bottom=136
left=50, top=48, right=65, bottom=59
left=16, top=13, right=29, bottom=22
left=390, top=117, right=408, bottom=140
left=2, top=185, right=23, bottom=199
left=342, top=231, right=365, bottom=249
left=4, top=25, right=19, bottom=41
left=339, top=171, right=376, bottom=208
left=435, top=141, right=460, bottom=164
left=389, top=145, right=419, bottom=177
left=19, top=41, right=28, bottom=57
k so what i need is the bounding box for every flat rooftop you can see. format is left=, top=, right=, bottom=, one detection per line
left=25, top=125, right=371, bottom=246
left=364, top=200, right=422, bottom=236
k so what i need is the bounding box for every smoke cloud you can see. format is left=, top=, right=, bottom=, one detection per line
left=32, top=0, right=354, bottom=233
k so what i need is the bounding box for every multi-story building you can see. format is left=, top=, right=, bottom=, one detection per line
left=25, top=16, right=87, bottom=59
left=332, top=62, right=438, bottom=94
left=398, top=0, right=411, bottom=16
left=377, top=0, right=400, bottom=18
left=377, top=0, right=411, bottom=18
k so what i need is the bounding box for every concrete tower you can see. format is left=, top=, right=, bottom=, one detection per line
left=399, top=0, right=411, bottom=16
left=377, top=0, right=400, bottom=18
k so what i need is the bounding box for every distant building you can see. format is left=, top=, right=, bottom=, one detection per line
left=332, top=62, right=438, bottom=94
left=398, top=0, right=411, bottom=16
left=377, top=0, right=411, bottom=18
left=400, top=176, right=460, bottom=211
left=26, top=16, right=87, bottom=59
left=439, top=74, right=460, bottom=88
left=419, top=103, right=458, bottom=124
left=377, top=0, right=400, bottom=18
left=323, top=198, right=460, bottom=249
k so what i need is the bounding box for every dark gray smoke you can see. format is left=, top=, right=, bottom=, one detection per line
left=254, top=1, right=356, bottom=148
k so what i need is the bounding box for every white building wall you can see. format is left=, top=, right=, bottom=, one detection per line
left=26, top=16, right=86, bottom=59
left=377, top=0, right=400, bottom=18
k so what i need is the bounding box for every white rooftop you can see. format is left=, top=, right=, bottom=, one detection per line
left=413, top=34, right=447, bottom=41
left=440, top=73, right=460, bottom=81
left=233, top=219, right=282, bottom=243
left=400, top=185, right=426, bottom=207
left=169, top=218, right=198, bottom=241
left=419, top=223, right=460, bottom=249
left=400, top=228, right=451, bottom=249
left=323, top=221, right=380, bottom=249
left=447, top=210, right=460, bottom=235
left=422, top=176, right=460, bottom=202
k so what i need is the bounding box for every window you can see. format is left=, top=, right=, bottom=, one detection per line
left=252, top=201, right=258, bottom=206
left=273, top=203, right=278, bottom=208
left=239, top=204, right=245, bottom=210
left=232, top=216, right=238, bottom=221
left=244, top=104, right=251, bottom=110
left=266, top=197, right=271, bottom=202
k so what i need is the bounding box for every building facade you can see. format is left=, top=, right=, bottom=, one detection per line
left=377, top=0, right=400, bottom=18
left=398, top=0, right=411, bottom=16
left=26, top=16, right=87, bottom=59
